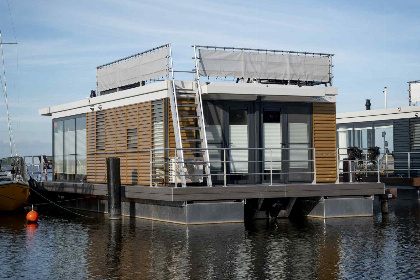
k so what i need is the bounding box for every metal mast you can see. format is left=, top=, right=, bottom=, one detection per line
left=0, top=31, right=17, bottom=157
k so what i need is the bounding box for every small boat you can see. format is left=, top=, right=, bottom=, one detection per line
left=0, top=157, right=30, bottom=211
left=0, top=33, right=29, bottom=211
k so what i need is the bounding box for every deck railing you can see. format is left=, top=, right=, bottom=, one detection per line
left=337, top=148, right=420, bottom=181
left=24, top=155, right=53, bottom=182
left=149, top=147, right=317, bottom=187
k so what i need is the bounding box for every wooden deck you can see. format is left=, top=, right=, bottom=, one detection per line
left=362, top=177, right=420, bottom=187
left=38, top=181, right=384, bottom=202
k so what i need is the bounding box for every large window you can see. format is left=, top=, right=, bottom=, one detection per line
left=53, top=115, right=87, bottom=181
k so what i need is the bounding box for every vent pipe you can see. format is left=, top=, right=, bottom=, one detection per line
left=383, top=87, right=387, bottom=109
left=365, top=99, right=371, bottom=110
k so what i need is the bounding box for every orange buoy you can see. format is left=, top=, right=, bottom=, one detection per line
left=26, top=210, right=39, bottom=223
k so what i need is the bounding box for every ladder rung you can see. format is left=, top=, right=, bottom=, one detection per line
left=178, top=104, right=196, bottom=107
left=182, top=127, right=200, bottom=130
left=179, top=115, right=199, bottom=119
left=182, top=139, right=201, bottom=142
left=177, top=94, right=195, bottom=99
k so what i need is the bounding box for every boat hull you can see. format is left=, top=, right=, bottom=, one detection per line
left=0, top=181, right=30, bottom=211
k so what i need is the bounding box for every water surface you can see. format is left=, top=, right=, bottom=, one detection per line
left=1, top=189, right=418, bottom=279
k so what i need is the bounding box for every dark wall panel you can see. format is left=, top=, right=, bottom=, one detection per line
left=394, top=119, right=409, bottom=176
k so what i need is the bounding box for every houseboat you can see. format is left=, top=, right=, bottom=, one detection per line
left=38, top=44, right=384, bottom=224
left=337, top=83, right=420, bottom=187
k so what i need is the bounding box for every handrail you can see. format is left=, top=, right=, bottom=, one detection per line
left=150, top=146, right=316, bottom=187
left=85, top=146, right=317, bottom=187
left=193, top=45, right=213, bottom=187
left=336, top=148, right=420, bottom=180
left=168, top=44, right=187, bottom=187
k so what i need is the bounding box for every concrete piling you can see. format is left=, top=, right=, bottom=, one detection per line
left=107, top=157, right=122, bottom=219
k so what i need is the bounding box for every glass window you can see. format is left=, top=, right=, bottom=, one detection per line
left=53, top=115, right=87, bottom=182
left=53, top=120, right=64, bottom=180
left=263, top=110, right=282, bottom=172
left=204, top=102, right=224, bottom=173
left=64, top=119, right=76, bottom=180
left=375, top=125, right=393, bottom=154
left=76, top=116, right=87, bottom=180
left=288, top=107, right=310, bottom=170
left=229, top=109, right=248, bottom=173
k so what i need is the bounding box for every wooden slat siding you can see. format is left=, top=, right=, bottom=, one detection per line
left=86, top=100, right=154, bottom=185
left=151, top=100, right=165, bottom=186
left=394, top=119, right=409, bottom=177
left=138, top=102, right=152, bottom=185
left=313, top=103, right=337, bottom=182
left=86, top=112, right=96, bottom=182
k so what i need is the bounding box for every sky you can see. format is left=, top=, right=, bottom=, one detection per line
left=0, top=0, right=419, bottom=158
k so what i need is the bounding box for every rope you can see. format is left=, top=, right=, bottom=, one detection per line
left=28, top=184, right=94, bottom=219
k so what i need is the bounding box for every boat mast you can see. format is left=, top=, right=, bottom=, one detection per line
left=0, top=31, right=17, bottom=157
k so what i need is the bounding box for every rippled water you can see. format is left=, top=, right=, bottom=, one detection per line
left=1, top=189, right=419, bottom=280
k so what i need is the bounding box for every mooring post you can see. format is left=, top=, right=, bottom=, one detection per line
left=381, top=200, right=389, bottom=215
left=107, top=157, right=121, bottom=219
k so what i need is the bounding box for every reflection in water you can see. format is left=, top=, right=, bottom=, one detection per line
left=0, top=189, right=418, bottom=279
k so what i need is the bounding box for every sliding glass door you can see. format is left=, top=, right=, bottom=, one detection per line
left=228, top=104, right=253, bottom=183
left=287, top=106, right=312, bottom=182
left=262, top=108, right=283, bottom=183
left=203, top=100, right=312, bottom=185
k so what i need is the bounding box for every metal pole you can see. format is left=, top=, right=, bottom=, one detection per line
left=384, top=87, right=387, bottom=109
left=223, top=149, right=227, bottom=187
left=174, top=156, right=178, bottom=188
left=377, top=159, right=381, bottom=183
left=365, top=153, right=368, bottom=177
left=349, top=160, right=353, bottom=183
left=149, top=150, right=153, bottom=187
left=32, top=156, right=34, bottom=179
left=409, top=82, right=412, bottom=106
left=270, top=149, right=273, bottom=186
left=312, top=148, right=316, bottom=184
left=107, top=157, right=121, bottom=220
left=408, top=152, right=411, bottom=178
left=385, top=150, right=389, bottom=178
left=336, top=148, right=339, bottom=184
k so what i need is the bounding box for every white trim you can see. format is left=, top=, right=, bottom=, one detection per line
left=337, top=106, right=420, bottom=124
left=39, top=81, right=169, bottom=118
left=201, top=82, right=337, bottom=98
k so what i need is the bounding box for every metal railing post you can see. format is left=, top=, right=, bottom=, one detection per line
left=31, top=156, right=34, bottom=179
left=312, top=148, right=316, bottom=184
left=336, top=148, right=340, bottom=184
left=270, top=148, right=273, bottom=186
left=365, top=153, right=368, bottom=177
left=385, top=151, right=389, bottom=177
left=408, top=152, right=411, bottom=178
left=349, top=160, right=353, bottom=183
left=223, top=148, right=227, bottom=187
left=149, top=150, right=153, bottom=187
left=377, top=159, right=381, bottom=183
left=174, top=156, right=178, bottom=188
